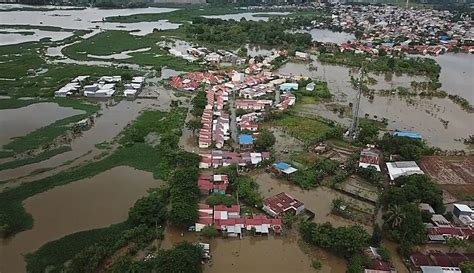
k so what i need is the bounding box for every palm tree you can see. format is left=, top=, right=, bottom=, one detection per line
left=385, top=205, right=406, bottom=229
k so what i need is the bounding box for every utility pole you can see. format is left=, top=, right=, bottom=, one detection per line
left=349, top=65, right=364, bottom=141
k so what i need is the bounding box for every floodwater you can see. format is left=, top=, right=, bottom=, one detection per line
left=88, top=47, right=151, bottom=60
left=0, top=102, right=84, bottom=147
left=204, top=12, right=290, bottom=21
left=298, top=29, right=355, bottom=44
left=0, top=166, right=162, bottom=273
left=0, top=28, right=74, bottom=46
left=0, top=99, right=157, bottom=183
left=245, top=44, right=274, bottom=57
left=0, top=7, right=180, bottom=43
left=427, top=53, right=474, bottom=104
left=253, top=172, right=374, bottom=232
left=161, top=225, right=347, bottom=273
left=276, top=59, right=474, bottom=150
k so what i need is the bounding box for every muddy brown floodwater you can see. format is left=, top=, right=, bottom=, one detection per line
left=276, top=59, right=474, bottom=151
left=254, top=172, right=374, bottom=232
left=0, top=166, right=162, bottom=273
left=0, top=102, right=84, bottom=147
left=0, top=99, right=158, bottom=184
left=161, top=225, right=347, bottom=273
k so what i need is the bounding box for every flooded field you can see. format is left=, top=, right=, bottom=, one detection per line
left=253, top=172, right=374, bottom=232
left=0, top=166, right=162, bottom=273
left=0, top=99, right=158, bottom=184
left=428, top=53, right=474, bottom=104
left=276, top=60, right=474, bottom=150
left=299, top=29, right=355, bottom=44
left=204, top=12, right=289, bottom=21
left=0, top=28, right=74, bottom=45
left=0, top=7, right=179, bottom=43
left=0, top=102, right=84, bottom=147
left=161, top=225, right=347, bottom=273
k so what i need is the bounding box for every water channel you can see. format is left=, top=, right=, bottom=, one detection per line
left=0, top=166, right=162, bottom=273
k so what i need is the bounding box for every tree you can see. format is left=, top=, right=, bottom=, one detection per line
left=129, top=191, right=167, bottom=227
left=254, top=129, right=275, bottom=151
left=460, top=261, right=474, bottom=273
left=346, top=254, right=369, bottom=273
left=446, top=237, right=468, bottom=253
left=385, top=205, right=406, bottom=229
left=201, top=225, right=218, bottom=238
left=186, top=119, right=202, bottom=135
left=371, top=224, right=382, bottom=247
left=377, top=247, right=390, bottom=262
left=150, top=242, right=203, bottom=273
left=282, top=213, right=297, bottom=229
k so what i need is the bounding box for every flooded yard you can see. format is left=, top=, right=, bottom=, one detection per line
left=276, top=60, right=474, bottom=150
left=0, top=102, right=84, bottom=147
left=253, top=172, right=374, bottom=232
left=161, top=225, right=347, bottom=273
left=0, top=166, right=162, bottom=273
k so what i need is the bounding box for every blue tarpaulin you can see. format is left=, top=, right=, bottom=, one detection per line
left=393, top=132, right=422, bottom=140
left=239, top=134, right=254, bottom=145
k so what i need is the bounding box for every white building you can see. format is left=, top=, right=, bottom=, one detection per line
left=386, top=161, right=424, bottom=181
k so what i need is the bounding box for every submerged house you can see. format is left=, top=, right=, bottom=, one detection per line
left=263, top=192, right=304, bottom=218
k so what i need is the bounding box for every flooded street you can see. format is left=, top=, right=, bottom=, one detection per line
left=0, top=166, right=162, bottom=273
left=161, top=225, right=347, bottom=273
left=0, top=102, right=84, bottom=147
left=277, top=59, right=474, bottom=150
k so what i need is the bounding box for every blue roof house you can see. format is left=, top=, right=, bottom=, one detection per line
left=393, top=131, right=422, bottom=140
left=239, top=134, right=254, bottom=151
left=279, top=83, right=299, bottom=92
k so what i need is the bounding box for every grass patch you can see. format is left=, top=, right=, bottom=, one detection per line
left=273, top=113, right=331, bottom=143
left=62, top=30, right=156, bottom=59
left=0, top=108, right=187, bottom=237
left=105, top=6, right=243, bottom=23
left=0, top=99, right=40, bottom=109
left=25, top=221, right=132, bottom=273
left=0, top=146, right=71, bottom=171
left=0, top=150, right=14, bottom=159
left=2, top=99, right=100, bottom=153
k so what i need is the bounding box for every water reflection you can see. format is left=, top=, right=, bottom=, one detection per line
left=0, top=166, right=162, bottom=273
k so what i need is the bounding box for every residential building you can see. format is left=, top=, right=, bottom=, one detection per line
left=359, top=147, right=381, bottom=171
left=279, top=82, right=299, bottom=92
left=272, top=162, right=298, bottom=175
left=239, top=134, right=254, bottom=151
left=306, top=82, right=315, bottom=92
left=263, top=192, right=305, bottom=217
left=386, top=161, right=424, bottom=181
left=410, top=252, right=474, bottom=271
left=393, top=131, right=423, bottom=140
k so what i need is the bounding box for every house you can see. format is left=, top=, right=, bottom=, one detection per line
left=239, top=134, right=254, bottom=151
left=263, top=192, right=305, bottom=217
left=197, top=175, right=228, bottom=195
left=273, top=162, right=298, bottom=175
left=232, top=72, right=245, bottom=83
left=409, top=252, right=472, bottom=272
left=420, top=266, right=460, bottom=273
left=295, top=51, right=310, bottom=60
left=452, top=204, right=474, bottom=228
left=306, top=82, right=315, bottom=92
left=279, top=83, right=299, bottom=92
left=359, top=147, right=381, bottom=171
left=195, top=204, right=213, bottom=232
left=431, top=214, right=452, bottom=227
left=386, top=161, right=424, bottom=181
left=393, top=131, right=423, bottom=140
left=427, top=226, right=473, bottom=241
left=419, top=203, right=435, bottom=214
left=364, top=247, right=395, bottom=273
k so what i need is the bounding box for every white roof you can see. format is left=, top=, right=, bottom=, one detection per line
left=386, top=161, right=423, bottom=180
left=282, top=167, right=298, bottom=175
left=420, top=266, right=461, bottom=273
left=454, top=203, right=474, bottom=213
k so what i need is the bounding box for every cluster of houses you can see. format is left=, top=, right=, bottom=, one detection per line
left=318, top=4, right=473, bottom=55
left=54, top=75, right=145, bottom=98
left=165, top=41, right=247, bottom=66
left=420, top=203, right=474, bottom=243
left=169, top=71, right=225, bottom=91
left=199, top=150, right=271, bottom=169
left=409, top=251, right=473, bottom=273
left=195, top=177, right=307, bottom=237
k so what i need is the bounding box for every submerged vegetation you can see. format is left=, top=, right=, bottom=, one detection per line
left=0, top=146, right=71, bottom=172
left=2, top=99, right=99, bottom=154
left=0, top=108, right=187, bottom=238
left=319, top=52, right=441, bottom=79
